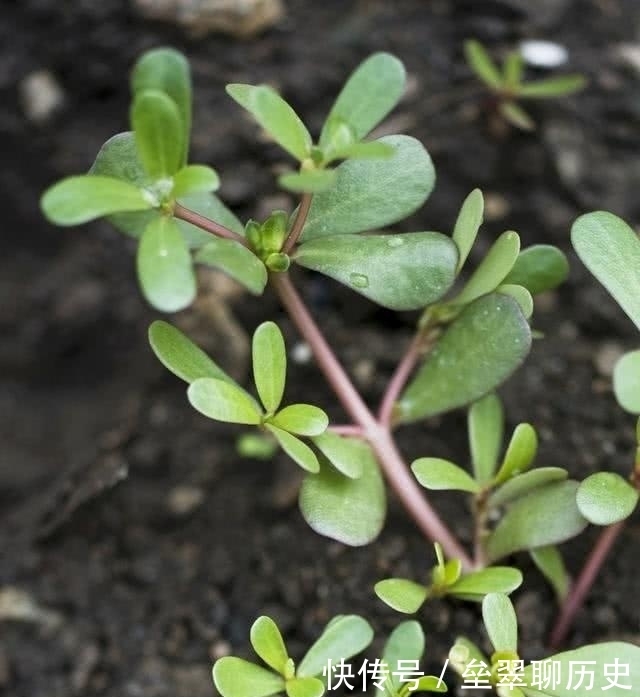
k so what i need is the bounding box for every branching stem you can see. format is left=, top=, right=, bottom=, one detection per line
left=173, top=203, right=247, bottom=245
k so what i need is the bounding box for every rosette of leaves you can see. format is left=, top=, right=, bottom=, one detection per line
left=41, top=48, right=266, bottom=311
left=395, top=189, right=569, bottom=425
left=149, top=319, right=387, bottom=546
left=464, top=40, right=587, bottom=131
left=375, top=542, right=522, bottom=615
left=448, top=593, right=640, bottom=696
left=213, top=615, right=373, bottom=697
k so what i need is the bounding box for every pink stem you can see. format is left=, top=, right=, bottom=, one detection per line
left=329, top=425, right=365, bottom=437
left=282, top=193, right=313, bottom=255
left=548, top=521, right=625, bottom=649
left=271, top=272, right=473, bottom=569
left=173, top=203, right=247, bottom=245
left=378, top=333, right=424, bottom=427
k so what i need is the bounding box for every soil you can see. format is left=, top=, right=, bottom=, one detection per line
left=2, top=1, right=640, bottom=696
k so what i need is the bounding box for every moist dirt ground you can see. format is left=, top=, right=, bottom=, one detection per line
left=2, top=1, right=640, bottom=696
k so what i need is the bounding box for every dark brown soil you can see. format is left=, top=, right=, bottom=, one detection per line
left=2, top=1, right=640, bottom=696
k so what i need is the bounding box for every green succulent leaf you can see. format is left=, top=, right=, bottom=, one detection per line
left=131, top=89, right=184, bottom=177
left=482, top=593, right=518, bottom=653
left=489, top=467, right=569, bottom=507
left=41, top=175, right=153, bottom=226
left=497, top=284, right=534, bottom=319
left=464, top=40, right=503, bottom=90
left=299, top=442, right=385, bottom=546
left=448, top=637, right=489, bottom=677
left=411, top=458, right=480, bottom=493
left=172, top=164, right=220, bottom=197
left=530, top=546, right=570, bottom=601
left=226, top=83, right=312, bottom=162
left=404, top=676, right=448, bottom=694
left=499, top=101, right=535, bottom=131
left=329, top=140, right=395, bottom=162
left=297, top=616, right=374, bottom=678
left=469, top=394, right=504, bottom=485
left=455, top=231, right=521, bottom=305
left=320, top=52, right=406, bottom=143
left=572, top=211, right=640, bottom=330
left=148, top=320, right=234, bottom=385
left=518, top=75, right=587, bottom=98
left=250, top=616, right=289, bottom=675
left=613, top=350, right=640, bottom=413
left=279, top=170, right=337, bottom=194
left=376, top=621, right=425, bottom=697
left=375, top=578, right=429, bottom=614
left=137, top=216, right=196, bottom=312
left=486, top=481, right=587, bottom=562
left=286, top=677, right=324, bottom=697
left=503, top=52, right=524, bottom=90
left=237, top=433, right=279, bottom=460
left=195, top=238, right=267, bottom=295
left=188, top=377, right=263, bottom=425
left=398, top=294, right=531, bottom=422
left=447, top=567, right=523, bottom=602
left=265, top=424, right=320, bottom=473
left=576, top=472, right=639, bottom=526
left=270, top=404, right=328, bottom=437
left=213, top=657, right=285, bottom=697
left=252, top=321, right=287, bottom=414
left=503, top=245, right=569, bottom=295
left=310, top=432, right=364, bottom=479
left=522, top=643, right=640, bottom=697
left=131, top=47, right=191, bottom=165
left=302, top=135, right=435, bottom=240
left=295, top=232, right=457, bottom=311
left=453, top=189, right=484, bottom=273
left=493, top=423, right=538, bottom=484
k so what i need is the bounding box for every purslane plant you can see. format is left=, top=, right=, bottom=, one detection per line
left=41, top=48, right=640, bottom=695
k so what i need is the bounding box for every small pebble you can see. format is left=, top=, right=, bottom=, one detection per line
left=594, top=342, right=624, bottom=378
left=167, top=485, right=205, bottom=516
left=520, top=40, right=569, bottom=68
left=291, top=341, right=312, bottom=365
left=20, top=70, right=65, bottom=123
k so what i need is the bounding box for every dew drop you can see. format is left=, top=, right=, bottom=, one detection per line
left=349, top=273, right=369, bottom=289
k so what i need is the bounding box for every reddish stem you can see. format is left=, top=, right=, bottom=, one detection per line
left=282, top=193, right=312, bottom=255
left=549, top=521, right=626, bottom=649
left=329, top=425, right=365, bottom=437
left=173, top=203, right=247, bottom=245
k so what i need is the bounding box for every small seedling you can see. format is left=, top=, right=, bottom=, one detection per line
left=40, top=48, right=640, bottom=696
left=464, top=39, right=587, bottom=130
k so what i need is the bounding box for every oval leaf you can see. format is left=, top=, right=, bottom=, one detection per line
left=131, top=47, right=191, bottom=165
left=295, top=232, right=457, bottom=311
left=173, top=164, right=220, bottom=197
left=253, top=322, right=287, bottom=414
left=497, top=284, right=534, bottom=319
left=453, top=189, right=484, bottom=273
left=447, top=567, right=523, bottom=602
left=320, top=52, right=406, bottom=142
left=302, top=135, right=435, bottom=240
left=265, top=424, right=319, bottom=473
left=518, top=74, right=587, bottom=98
left=377, top=621, right=425, bottom=697
left=131, top=89, right=184, bottom=177
left=399, top=294, right=531, bottom=422
left=226, top=83, right=312, bottom=162
left=137, top=216, right=196, bottom=312
left=465, top=40, right=503, bottom=89
left=530, top=546, right=570, bottom=601
left=576, top=472, right=638, bottom=526
left=503, top=245, right=569, bottom=295
left=493, top=423, right=538, bottom=484
left=613, top=350, right=640, bottom=414
left=148, top=320, right=233, bottom=384
left=195, top=238, right=267, bottom=296
left=469, top=394, right=504, bottom=485
left=213, top=657, right=285, bottom=697
left=299, top=442, right=385, bottom=546
left=482, top=593, right=518, bottom=653
left=456, top=231, right=521, bottom=304
left=297, top=616, right=374, bottom=678
left=522, top=642, right=640, bottom=697
left=279, top=170, right=337, bottom=194
left=310, top=432, right=364, bottom=479
left=286, top=677, right=324, bottom=697
left=411, top=457, right=480, bottom=493
left=41, top=175, right=153, bottom=226
left=572, top=211, right=640, bottom=330
left=250, top=616, right=289, bottom=675
left=486, top=480, right=588, bottom=562
left=270, top=404, right=328, bottom=437
left=374, top=579, right=428, bottom=614
left=489, top=467, right=568, bottom=507
left=188, top=378, right=262, bottom=425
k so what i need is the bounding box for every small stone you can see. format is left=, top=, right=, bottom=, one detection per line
left=20, top=70, right=65, bottom=124
left=353, top=358, right=375, bottom=388
left=291, top=341, right=312, bottom=365
left=615, top=44, right=640, bottom=75
left=594, top=342, right=624, bottom=378
left=209, top=640, right=232, bottom=660
left=167, top=485, right=205, bottom=516
left=520, top=40, right=569, bottom=69
left=483, top=192, right=510, bottom=221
